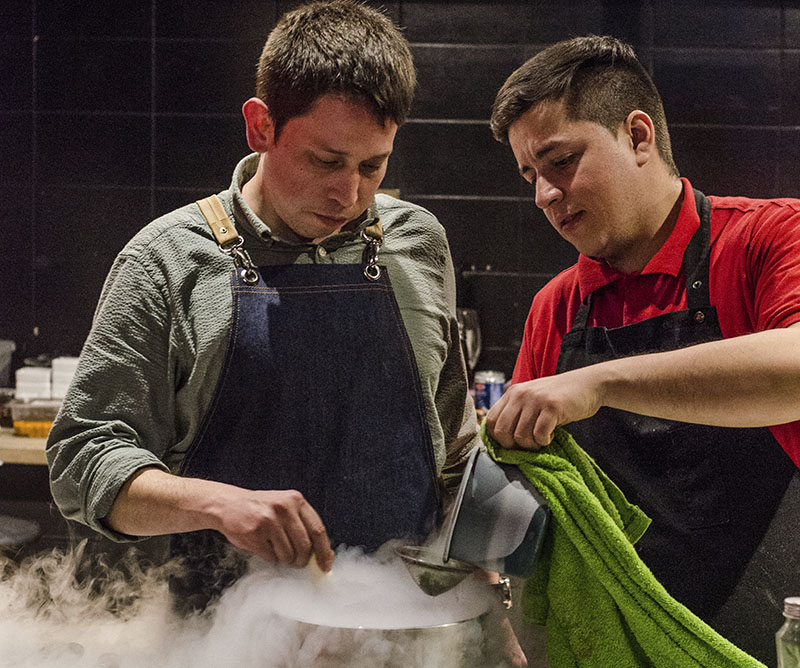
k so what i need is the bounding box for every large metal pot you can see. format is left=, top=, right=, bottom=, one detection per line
left=274, top=609, right=511, bottom=668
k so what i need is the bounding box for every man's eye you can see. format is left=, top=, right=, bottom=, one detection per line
left=360, top=163, right=382, bottom=175
left=315, top=157, right=339, bottom=168
left=554, top=154, right=576, bottom=168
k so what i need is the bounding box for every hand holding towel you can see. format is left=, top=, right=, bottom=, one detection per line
left=481, top=422, right=765, bottom=668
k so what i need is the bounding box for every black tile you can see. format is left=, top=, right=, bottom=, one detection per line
left=35, top=0, right=151, bottom=38
left=652, top=0, right=780, bottom=48
left=401, top=2, right=532, bottom=44
left=670, top=126, right=779, bottom=198
left=36, top=38, right=151, bottom=113
left=411, top=44, right=526, bottom=120
left=410, top=196, right=577, bottom=274
left=783, top=51, right=800, bottom=126
left=157, top=0, right=277, bottom=39
left=277, top=0, right=400, bottom=25
left=154, top=115, right=249, bottom=189
left=654, top=49, right=780, bottom=126
left=788, top=6, right=800, bottom=48
left=471, top=346, right=519, bottom=381
left=33, top=187, right=153, bottom=356
left=0, top=0, right=31, bottom=38
left=0, top=113, right=32, bottom=186
left=154, top=188, right=212, bottom=218
left=155, top=39, right=263, bottom=114
left=524, top=0, right=650, bottom=45
left=459, top=270, right=551, bottom=352
left=394, top=121, right=522, bottom=196
left=1, top=38, right=32, bottom=110
left=778, top=130, right=800, bottom=199
left=0, top=187, right=34, bottom=347
left=37, top=113, right=151, bottom=187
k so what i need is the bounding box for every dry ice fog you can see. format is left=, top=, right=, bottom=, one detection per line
left=0, top=540, right=509, bottom=667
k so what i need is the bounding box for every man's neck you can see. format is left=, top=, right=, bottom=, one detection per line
left=608, top=177, right=684, bottom=274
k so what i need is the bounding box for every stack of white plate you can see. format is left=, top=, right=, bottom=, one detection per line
left=15, top=367, right=52, bottom=400
left=51, top=356, right=80, bottom=399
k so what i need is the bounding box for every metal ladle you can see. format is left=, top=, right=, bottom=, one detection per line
left=397, top=545, right=513, bottom=608
left=396, top=545, right=477, bottom=596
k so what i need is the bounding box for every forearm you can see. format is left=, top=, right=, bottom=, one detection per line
left=106, top=467, right=230, bottom=536
left=106, top=466, right=336, bottom=570
left=489, top=325, right=800, bottom=448
left=594, top=326, right=800, bottom=427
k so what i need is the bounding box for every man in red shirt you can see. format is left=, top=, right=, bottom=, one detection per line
left=486, top=35, right=800, bottom=663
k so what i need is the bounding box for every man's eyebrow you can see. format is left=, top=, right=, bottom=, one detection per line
left=317, top=146, right=392, bottom=160
left=535, top=141, right=560, bottom=160
left=518, top=141, right=560, bottom=177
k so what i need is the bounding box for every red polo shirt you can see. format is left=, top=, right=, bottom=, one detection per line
left=512, top=178, right=800, bottom=465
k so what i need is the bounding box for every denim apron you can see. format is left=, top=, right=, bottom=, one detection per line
left=170, top=197, right=440, bottom=612
left=555, top=190, right=800, bottom=662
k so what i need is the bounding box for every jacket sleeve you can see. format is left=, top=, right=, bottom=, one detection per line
left=46, top=252, right=173, bottom=541
left=436, top=251, right=480, bottom=497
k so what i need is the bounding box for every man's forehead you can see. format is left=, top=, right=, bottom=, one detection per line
left=508, top=100, right=573, bottom=153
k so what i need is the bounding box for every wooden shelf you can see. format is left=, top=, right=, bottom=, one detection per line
left=0, top=428, right=47, bottom=466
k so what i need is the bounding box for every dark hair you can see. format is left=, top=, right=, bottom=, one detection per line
left=491, top=35, right=678, bottom=176
left=255, top=0, right=416, bottom=139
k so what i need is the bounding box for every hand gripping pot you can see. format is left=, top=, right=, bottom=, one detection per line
left=442, top=446, right=550, bottom=577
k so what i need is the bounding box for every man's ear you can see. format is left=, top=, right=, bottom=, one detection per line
left=242, top=97, right=275, bottom=153
left=625, top=110, right=657, bottom=167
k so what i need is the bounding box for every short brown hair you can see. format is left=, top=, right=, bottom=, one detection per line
left=491, top=35, right=678, bottom=176
left=256, top=0, right=416, bottom=139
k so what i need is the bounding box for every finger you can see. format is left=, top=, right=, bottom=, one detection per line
left=532, top=409, right=557, bottom=447
left=488, top=401, right=520, bottom=449
left=485, top=391, right=509, bottom=429
left=511, top=405, right=542, bottom=450
left=299, top=503, right=334, bottom=572
left=265, top=525, right=296, bottom=566
left=256, top=539, right=278, bottom=564
left=274, top=512, right=313, bottom=569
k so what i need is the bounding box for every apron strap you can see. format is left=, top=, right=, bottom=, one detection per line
left=198, top=195, right=385, bottom=283
left=684, top=189, right=712, bottom=313
left=197, top=195, right=240, bottom=248
left=196, top=195, right=259, bottom=284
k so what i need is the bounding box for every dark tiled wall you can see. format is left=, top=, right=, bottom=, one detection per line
left=3, top=0, right=800, bottom=378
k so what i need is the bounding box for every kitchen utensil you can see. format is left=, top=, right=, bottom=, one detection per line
left=456, top=308, right=481, bottom=380
left=395, top=545, right=475, bottom=596
left=399, top=445, right=551, bottom=596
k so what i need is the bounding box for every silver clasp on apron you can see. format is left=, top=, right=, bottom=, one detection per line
left=196, top=195, right=260, bottom=285
left=219, top=235, right=259, bottom=285
left=361, top=219, right=383, bottom=281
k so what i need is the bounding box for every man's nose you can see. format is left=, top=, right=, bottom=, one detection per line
left=534, top=176, right=562, bottom=210
left=328, top=170, right=360, bottom=208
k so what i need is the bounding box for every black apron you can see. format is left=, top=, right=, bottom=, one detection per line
left=170, top=207, right=440, bottom=612
left=556, top=189, right=800, bottom=664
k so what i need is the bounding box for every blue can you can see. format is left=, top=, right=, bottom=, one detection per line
left=474, top=370, right=506, bottom=411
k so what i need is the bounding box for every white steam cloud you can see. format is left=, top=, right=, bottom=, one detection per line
left=0, top=541, right=510, bottom=668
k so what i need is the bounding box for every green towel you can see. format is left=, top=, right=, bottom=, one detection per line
left=480, top=422, right=765, bottom=668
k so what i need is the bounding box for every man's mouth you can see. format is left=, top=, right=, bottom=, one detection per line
left=315, top=213, right=349, bottom=227
left=556, top=211, right=583, bottom=230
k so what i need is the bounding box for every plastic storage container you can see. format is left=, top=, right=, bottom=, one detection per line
left=9, top=399, right=62, bottom=438
left=51, top=356, right=80, bottom=399
left=15, top=366, right=51, bottom=400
